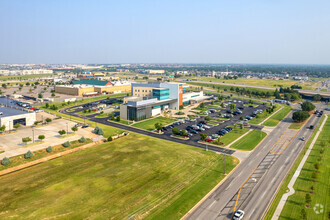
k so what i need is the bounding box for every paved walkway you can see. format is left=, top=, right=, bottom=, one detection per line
left=271, top=114, right=328, bottom=220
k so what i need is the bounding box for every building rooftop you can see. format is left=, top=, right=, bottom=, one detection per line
left=72, top=79, right=111, bottom=86
left=56, top=84, right=94, bottom=88
left=0, top=107, right=33, bottom=118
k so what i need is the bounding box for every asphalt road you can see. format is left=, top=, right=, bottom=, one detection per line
left=185, top=105, right=325, bottom=220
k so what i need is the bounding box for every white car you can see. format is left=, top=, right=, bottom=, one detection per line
left=233, top=210, right=244, bottom=219
left=0, top=112, right=3, bottom=115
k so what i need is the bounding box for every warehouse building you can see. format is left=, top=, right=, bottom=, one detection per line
left=55, top=80, right=131, bottom=97
left=0, top=107, right=36, bottom=131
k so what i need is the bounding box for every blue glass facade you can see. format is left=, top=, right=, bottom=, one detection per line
left=152, top=88, right=169, bottom=100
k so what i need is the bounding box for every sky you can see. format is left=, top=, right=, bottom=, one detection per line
left=0, top=0, right=330, bottom=64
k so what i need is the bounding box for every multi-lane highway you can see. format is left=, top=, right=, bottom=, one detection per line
left=185, top=105, right=324, bottom=220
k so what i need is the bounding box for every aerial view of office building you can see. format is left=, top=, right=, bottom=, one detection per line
left=120, top=82, right=208, bottom=121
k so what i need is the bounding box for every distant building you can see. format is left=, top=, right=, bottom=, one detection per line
left=55, top=79, right=131, bottom=96
left=292, top=76, right=308, bottom=81
left=146, top=70, right=165, bottom=74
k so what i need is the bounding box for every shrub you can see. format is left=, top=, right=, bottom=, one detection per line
left=200, top=133, right=208, bottom=140
left=45, top=118, right=52, bottom=123
left=204, top=116, right=211, bottom=121
left=1, top=157, right=10, bottom=166
left=79, top=136, right=86, bottom=143
left=93, top=127, right=104, bottom=135
left=38, top=135, right=45, bottom=141
left=116, top=116, right=120, bottom=122
left=46, top=146, right=52, bottom=153
left=24, top=150, right=34, bottom=159
left=172, top=127, right=180, bottom=135
left=62, top=141, right=71, bottom=147
left=107, top=136, right=113, bottom=141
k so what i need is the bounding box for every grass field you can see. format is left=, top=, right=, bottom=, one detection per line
left=77, top=110, right=97, bottom=115
left=264, top=116, right=326, bottom=219
left=0, top=74, right=54, bottom=81
left=132, top=116, right=177, bottom=131
left=230, top=130, right=267, bottom=151
left=272, top=116, right=329, bottom=220
left=248, top=104, right=281, bottom=125
left=263, top=105, right=292, bottom=127
left=289, top=121, right=305, bottom=130
left=0, top=132, right=237, bottom=219
left=184, top=77, right=321, bottom=90
left=214, top=127, right=249, bottom=147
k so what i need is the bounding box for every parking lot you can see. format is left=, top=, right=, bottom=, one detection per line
left=161, top=99, right=269, bottom=144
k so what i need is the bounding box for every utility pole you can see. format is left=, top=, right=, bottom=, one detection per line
left=205, top=143, right=208, bottom=151
left=66, top=123, right=68, bottom=134
left=32, top=129, right=35, bottom=143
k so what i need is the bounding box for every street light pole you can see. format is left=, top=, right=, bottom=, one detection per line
left=32, top=128, right=35, bottom=143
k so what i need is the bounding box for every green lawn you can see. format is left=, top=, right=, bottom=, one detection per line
left=244, top=104, right=258, bottom=107
left=289, top=121, right=305, bottom=130
left=208, top=121, right=218, bottom=126
left=96, top=112, right=112, bottom=118
left=272, top=116, right=329, bottom=220
left=77, top=110, right=97, bottom=115
left=248, top=104, right=281, bottom=125
left=263, top=105, right=292, bottom=127
left=230, top=130, right=267, bottom=151
left=0, top=73, right=53, bottom=81
left=213, top=127, right=249, bottom=147
left=0, top=133, right=238, bottom=220
left=132, top=117, right=177, bottom=131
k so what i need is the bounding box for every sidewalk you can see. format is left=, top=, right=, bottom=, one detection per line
left=271, top=114, right=328, bottom=219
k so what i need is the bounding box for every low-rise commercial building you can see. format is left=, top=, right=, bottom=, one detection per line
left=55, top=79, right=131, bottom=97
left=0, top=107, right=36, bottom=131
left=120, top=82, right=209, bottom=121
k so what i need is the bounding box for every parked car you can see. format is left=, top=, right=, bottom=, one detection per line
left=190, top=129, right=198, bottom=134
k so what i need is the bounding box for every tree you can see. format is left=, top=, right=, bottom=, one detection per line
left=230, top=103, right=236, bottom=111
left=78, top=136, right=86, bottom=143
left=107, top=136, right=113, bottom=141
left=24, top=150, right=34, bottom=159
left=313, top=94, right=322, bottom=102
left=71, top=126, right=78, bottom=132
left=172, top=127, right=180, bottom=135
left=38, top=135, right=45, bottom=141
left=13, top=123, right=20, bottom=129
left=154, top=122, right=163, bottom=131
left=1, top=157, right=11, bottom=166
left=38, top=93, right=43, bottom=98
left=46, top=146, right=52, bottom=153
left=22, top=137, right=32, bottom=145
left=205, top=116, right=211, bottom=121
left=181, top=129, right=188, bottom=136
left=62, top=141, right=71, bottom=147
left=45, top=118, right=52, bottom=123
left=51, top=92, right=55, bottom=97
left=199, top=102, right=205, bottom=109
left=301, top=101, right=315, bottom=112
left=45, top=103, right=49, bottom=108
left=58, top=130, right=66, bottom=136
left=200, top=133, right=208, bottom=140
left=115, top=116, right=120, bottom=122
left=292, top=111, right=310, bottom=122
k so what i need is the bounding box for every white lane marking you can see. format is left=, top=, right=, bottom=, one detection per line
left=209, top=200, right=217, bottom=208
